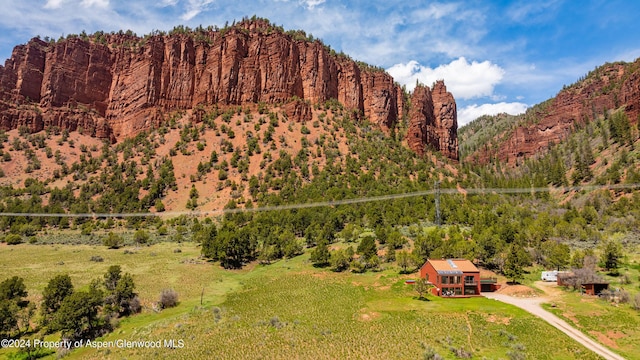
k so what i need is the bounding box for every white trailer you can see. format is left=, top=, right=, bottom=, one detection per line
left=541, top=270, right=559, bottom=282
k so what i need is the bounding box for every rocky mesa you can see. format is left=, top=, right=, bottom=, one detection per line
left=0, top=19, right=458, bottom=160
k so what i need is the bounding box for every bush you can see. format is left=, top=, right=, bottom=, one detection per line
left=5, top=234, right=23, bottom=245
left=158, top=289, right=179, bottom=309
left=633, top=293, right=640, bottom=310
left=154, top=199, right=165, bottom=212
left=128, top=296, right=142, bottom=314
left=157, top=225, right=168, bottom=236
left=421, top=344, right=443, bottom=360
left=103, top=232, right=123, bottom=249
left=618, top=290, right=631, bottom=304
left=133, top=229, right=150, bottom=245
left=90, top=256, right=104, bottom=262
left=449, top=346, right=472, bottom=359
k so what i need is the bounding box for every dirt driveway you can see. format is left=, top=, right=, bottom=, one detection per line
left=484, top=283, right=625, bottom=360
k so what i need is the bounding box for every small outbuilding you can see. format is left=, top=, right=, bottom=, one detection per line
left=583, top=282, right=609, bottom=296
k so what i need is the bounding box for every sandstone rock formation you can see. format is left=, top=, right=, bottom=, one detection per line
left=0, top=19, right=458, bottom=160
left=468, top=61, right=640, bottom=165
left=406, top=82, right=458, bottom=160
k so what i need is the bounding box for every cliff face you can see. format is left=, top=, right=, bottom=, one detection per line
left=469, top=61, right=640, bottom=164
left=405, top=81, right=458, bottom=160
left=0, top=20, right=457, bottom=159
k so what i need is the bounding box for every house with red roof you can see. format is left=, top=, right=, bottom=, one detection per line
left=420, top=259, right=482, bottom=297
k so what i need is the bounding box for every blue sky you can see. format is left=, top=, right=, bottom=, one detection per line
left=1, top=0, right=640, bottom=126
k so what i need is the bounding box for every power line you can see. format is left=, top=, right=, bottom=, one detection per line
left=0, top=182, right=638, bottom=219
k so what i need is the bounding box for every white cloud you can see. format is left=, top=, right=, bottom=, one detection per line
left=301, top=0, right=325, bottom=9
left=614, top=48, right=640, bottom=62
left=181, top=0, right=215, bottom=21
left=44, top=0, right=66, bottom=9
left=506, top=0, right=561, bottom=23
left=45, top=0, right=109, bottom=9
left=458, top=102, right=529, bottom=126
left=387, top=57, right=505, bottom=100
left=413, top=3, right=459, bottom=20
left=81, top=0, right=109, bottom=7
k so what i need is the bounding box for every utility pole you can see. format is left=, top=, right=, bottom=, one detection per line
left=435, top=180, right=441, bottom=227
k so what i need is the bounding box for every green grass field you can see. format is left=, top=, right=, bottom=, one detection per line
left=0, top=242, right=621, bottom=359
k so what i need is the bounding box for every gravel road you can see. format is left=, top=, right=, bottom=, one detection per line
left=484, top=292, right=625, bottom=360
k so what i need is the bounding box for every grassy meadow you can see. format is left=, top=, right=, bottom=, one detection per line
left=0, top=241, right=611, bottom=360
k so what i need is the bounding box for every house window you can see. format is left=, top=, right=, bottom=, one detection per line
left=442, top=287, right=462, bottom=296
left=464, top=276, right=475, bottom=285
left=441, top=276, right=461, bottom=284
left=464, top=287, right=476, bottom=295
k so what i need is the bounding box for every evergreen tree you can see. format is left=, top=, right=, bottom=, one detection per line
left=330, top=249, right=351, bottom=272
left=503, top=244, right=530, bottom=283
left=51, top=291, right=104, bottom=341
left=41, top=274, right=74, bottom=328
left=0, top=300, right=18, bottom=338
left=310, top=240, right=330, bottom=267
left=200, top=224, right=219, bottom=259
left=600, top=238, right=623, bottom=273
left=609, top=110, right=632, bottom=144
left=357, top=234, right=377, bottom=261
left=385, top=245, right=396, bottom=263
left=0, top=276, right=28, bottom=303
left=397, top=250, right=412, bottom=273
left=542, top=240, right=570, bottom=271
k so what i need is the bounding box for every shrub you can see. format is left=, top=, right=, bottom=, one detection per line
left=5, top=234, right=23, bottom=245
left=218, top=169, right=228, bottom=181
left=618, top=290, right=631, bottom=304
left=128, top=296, right=142, bottom=314
left=133, top=229, right=150, bottom=245
left=154, top=199, right=165, bottom=212
left=158, top=289, right=179, bottom=309
left=633, top=293, right=640, bottom=310
left=421, top=344, right=443, bottom=360
left=157, top=225, right=168, bottom=236
left=90, top=256, right=104, bottom=262
left=449, top=346, right=472, bottom=358
left=103, top=232, right=123, bottom=249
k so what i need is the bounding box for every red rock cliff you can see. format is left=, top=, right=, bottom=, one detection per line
left=405, top=81, right=458, bottom=160
left=0, top=20, right=457, bottom=159
left=469, top=61, right=640, bottom=165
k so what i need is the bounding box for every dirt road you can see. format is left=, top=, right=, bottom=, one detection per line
left=484, top=286, right=625, bottom=360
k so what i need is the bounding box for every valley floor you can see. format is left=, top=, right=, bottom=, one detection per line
left=3, top=242, right=631, bottom=359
